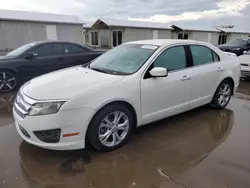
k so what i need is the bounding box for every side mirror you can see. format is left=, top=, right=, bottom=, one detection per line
left=25, top=52, right=37, bottom=59
left=149, top=67, right=168, bottom=77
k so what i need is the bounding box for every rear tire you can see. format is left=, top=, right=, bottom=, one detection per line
left=87, top=104, right=134, bottom=152
left=0, top=70, right=17, bottom=93
left=210, top=80, right=232, bottom=109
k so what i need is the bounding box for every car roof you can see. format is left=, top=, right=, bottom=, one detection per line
left=126, top=39, right=211, bottom=47
left=31, top=40, right=83, bottom=45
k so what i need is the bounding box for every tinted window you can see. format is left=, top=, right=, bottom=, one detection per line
left=64, top=44, right=86, bottom=54
left=153, top=46, right=186, bottom=71
left=33, top=44, right=64, bottom=57
left=226, top=38, right=248, bottom=45
left=247, top=39, right=250, bottom=46
left=190, top=45, right=213, bottom=66
left=213, top=51, right=220, bottom=62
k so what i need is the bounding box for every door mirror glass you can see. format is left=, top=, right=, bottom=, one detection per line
left=149, top=67, right=168, bottom=77
left=25, top=52, right=37, bottom=59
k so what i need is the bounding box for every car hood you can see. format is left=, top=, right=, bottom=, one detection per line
left=0, top=56, right=16, bottom=61
left=239, top=54, right=250, bottom=64
left=22, top=66, right=124, bottom=100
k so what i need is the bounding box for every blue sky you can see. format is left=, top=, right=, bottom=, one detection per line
left=1, top=0, right=250, bottom=29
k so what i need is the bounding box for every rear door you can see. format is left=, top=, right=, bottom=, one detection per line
left=60, top=43, right=100, bottom=67
left=188, top=45, right=223, bottom=108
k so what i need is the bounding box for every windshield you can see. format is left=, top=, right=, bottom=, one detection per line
left=6, top=43, right=36, bottom=57
left=226, top=38, right=248, bottom=46
left=89, top=44, right=158, bottom=75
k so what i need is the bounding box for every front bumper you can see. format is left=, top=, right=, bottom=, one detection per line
left=13, top=106, right=96, bottom=150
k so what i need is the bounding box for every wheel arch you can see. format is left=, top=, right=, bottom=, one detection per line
left=0, top=68, right=18, bottom=74
left=85, top=100, right=138, bottom=144
left=222, top=77, right=235, bottom=95
left=212, top=77, right=235, bottom=100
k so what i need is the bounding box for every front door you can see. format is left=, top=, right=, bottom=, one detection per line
left=140, top=45, right=192, bottom=124
left=112, top=31, right=122, bottom=47
left=21, top=43, right=65, bottom=79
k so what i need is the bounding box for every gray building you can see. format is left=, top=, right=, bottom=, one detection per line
left=84, top=18, right=249, bottom=48
left=0, top=9, right=84, bottom=55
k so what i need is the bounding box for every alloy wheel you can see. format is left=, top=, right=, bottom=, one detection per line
left=98, top=111, right=129, bottom=147
left=218, top=83, right=231, bottom=106
left=0, top=72, right=16, bottom=92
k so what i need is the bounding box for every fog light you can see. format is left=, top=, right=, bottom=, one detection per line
left=34, top=129, right=61, bottom=143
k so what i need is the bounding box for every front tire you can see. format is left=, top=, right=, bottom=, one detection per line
left=0, top=70, right=17, bottom=93
left=87, top=104, right=134, bottom=151
left=210, top=80, right=232, bottom=109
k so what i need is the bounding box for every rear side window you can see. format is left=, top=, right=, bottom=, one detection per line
left=153, top=46, right=186, bottom=71
left=64, top=44, right=86, bottom=54
left=190, top=45, right=214, bottom=66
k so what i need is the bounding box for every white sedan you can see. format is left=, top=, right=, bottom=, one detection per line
left=239, top=50, right=250, bottom=77
left=13, top=39, right=240, bottom=151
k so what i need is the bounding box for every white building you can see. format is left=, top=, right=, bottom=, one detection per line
left=0, top=9, right=84, bottom=55
left=84, top=18, right=249, bottom=48
left=84, top=18, right=172, bottom=48
left=172, top=24, right=250, bottom=45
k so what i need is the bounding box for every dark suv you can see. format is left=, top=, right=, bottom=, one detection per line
left=0, top=41, right=105, bottom=92
left=218, top=38, right=250, bottom=56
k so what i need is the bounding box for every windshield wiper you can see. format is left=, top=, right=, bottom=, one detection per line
left=90, top=67, right=128, bottom=75
left=90, top=67, right=110, bottom=74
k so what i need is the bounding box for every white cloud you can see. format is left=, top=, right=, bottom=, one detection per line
left=0, top=0, right=250, bottom=29
left=129, top=0, right=250, bottom=23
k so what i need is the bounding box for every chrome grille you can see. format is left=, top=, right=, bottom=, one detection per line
left=14, top=92, right=33, bottom=118
left=241, top=70, right=250, bottom=77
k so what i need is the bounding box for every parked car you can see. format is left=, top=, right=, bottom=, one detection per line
left=0, top=41, right=104, bottom=92
left=239, top=50, right=250, bottom=78
left=13, top=39, right=241, bottom=152
left=217, top=37, right=250, bottom=56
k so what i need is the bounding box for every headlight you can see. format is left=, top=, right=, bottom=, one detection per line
left=29, top=101, right=65, bottom=116
left=231, top=48, right=241, bottom=51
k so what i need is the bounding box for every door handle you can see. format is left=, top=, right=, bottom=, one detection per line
left=181, top=75, right=191, bottom=81
left=58, top=57, right=64, bottom=61
left=216, top=67, right=224, bottom=72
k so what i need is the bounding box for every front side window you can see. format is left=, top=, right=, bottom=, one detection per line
left=90, top=44, right=158, bottom=75
left=190, top=45, right=214, bottom=66
left=212, top=51, right=220, bottom=61
left=246, top=39, right=250, bottom=46
left=153, top=46, right=186, bottom=71
left=32, top=44, right=64, bottom=57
